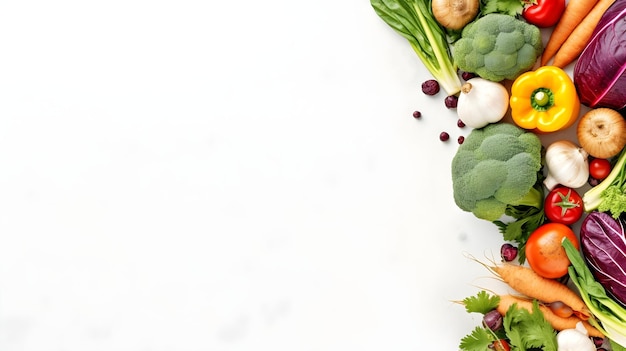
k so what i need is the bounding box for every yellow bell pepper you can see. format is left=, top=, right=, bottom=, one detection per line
left=510, top=66, right=580, bottom=133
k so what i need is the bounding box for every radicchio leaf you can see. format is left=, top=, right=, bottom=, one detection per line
left=580, top=211, right=626, bottom=306
left=574, top=0, right=626, bottom=109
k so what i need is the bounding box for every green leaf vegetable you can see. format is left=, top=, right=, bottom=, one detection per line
left=583, top=147, right=626, bottom=218
left=459, top=291, right=557, bottom=351
left=370, top=0, right=462, bottom=95
left=452, top=13, right=543, bottom=82
left=503, top=300, right=557, bottom=351
left=563, top=238, right=626, bottom=349
left=463, top=290, right=500, bottom=314
left=450, top=122, right=546, bottom=263
left=480, top=0, right=524, bottom=17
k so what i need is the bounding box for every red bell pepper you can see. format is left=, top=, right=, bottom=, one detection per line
left=522, top=0, right=565, bottom=27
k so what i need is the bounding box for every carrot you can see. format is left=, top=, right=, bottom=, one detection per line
left=497, top=294, right=604, bottom=338
left=482, top=262, right=591, bottom=320
left=541, top=0, right=601, bottom=66
left=552, top=0, right=616, bottom=68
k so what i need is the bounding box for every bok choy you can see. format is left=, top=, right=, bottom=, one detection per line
left=371, top=0, right=462, bottom=95
left=563, top=238, right=626, bottom=348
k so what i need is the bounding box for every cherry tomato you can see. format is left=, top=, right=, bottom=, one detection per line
left=522, top=0, right=565, bottom=28
left=525, top=222, right=579, bottom=279
left=544, top=186, right=583, bottom=225
left=491, top=339, right=511, bottom=351
left=590, top=158, right=612, bottom=181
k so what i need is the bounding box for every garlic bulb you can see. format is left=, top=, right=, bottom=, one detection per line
left=456, top=78, right=509, bottom=129
left=544, top=140, right=589, bottom=190
left=556, top=322, right=596, bottom=351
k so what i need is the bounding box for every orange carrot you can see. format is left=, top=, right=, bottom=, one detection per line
left=552, top=0, right=616, bottom=68
left=485, top=263, right=591, bottom=320
left=497, top=294, right=604, bottom=338
left=541, top=0, right=601, bottom=66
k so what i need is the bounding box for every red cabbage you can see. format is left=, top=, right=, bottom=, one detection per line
left=573, top=0, right=626, bottom=109
left=580, top=211, right=626, bottom=306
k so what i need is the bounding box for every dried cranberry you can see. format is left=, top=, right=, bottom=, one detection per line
left=439, top=132, right=450, bottom=141
left=461, top=71, right=476, bottom=81
left=457, top=119, right=465, bottom=128
left=457, top=136, right=465, bottom=144
left=412, top=111, right=421, bottom=119
left=445, top=95, right=458, bottom=109
left=421, top=80, right=440, bottom=95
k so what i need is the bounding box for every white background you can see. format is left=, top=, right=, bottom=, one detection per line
left=0, top=1, right=578, bottom=350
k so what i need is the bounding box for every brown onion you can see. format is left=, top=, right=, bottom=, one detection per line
left=431, top=0, right=479, bottom=30
left=577, top=108, right=626, bottom=159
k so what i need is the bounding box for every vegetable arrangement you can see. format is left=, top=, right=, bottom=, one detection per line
left=371, top=0, right=626, bottom=348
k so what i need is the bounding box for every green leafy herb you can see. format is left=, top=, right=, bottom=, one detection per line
left=370, top=0, right=462, bottom=95
left=459, top=291, right=558, bottom=351
left=460, top=326, right=494, bottom=351
left=481, top=0, right=524, bottom=17
left=462, top=290, right=500, bottom=314
left=494, top=181, right=546, bottom=264
left=503, top=300, right=557, bottom=351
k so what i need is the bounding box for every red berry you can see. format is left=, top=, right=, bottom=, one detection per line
left=421, top=80, right=440, bottom=95
left=440, top=132, right=450, bottom=141
left=445, top=95, right=458, bottom=109
left=457, top=136, right=465, bottom=144
left=457, top=119, right=465, bottom=128
left=461, top=71, right=476, bottom=81
left=412, top=111, right=421, bottom=119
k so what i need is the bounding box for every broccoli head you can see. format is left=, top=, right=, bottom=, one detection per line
left=452, top=14, right=542, bottom=82
left=451, top=122, right=543, bottom=221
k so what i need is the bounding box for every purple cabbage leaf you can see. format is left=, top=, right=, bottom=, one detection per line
left=574, top=0, right=626, bottom=110
left=580, top=211, right=626, bottom=306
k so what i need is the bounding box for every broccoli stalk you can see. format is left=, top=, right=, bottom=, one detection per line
left=583, top=148, right=626, bottom=218
left=509, top=185, right=543, bottom=208
left=494, top=176, right=545, bottom=263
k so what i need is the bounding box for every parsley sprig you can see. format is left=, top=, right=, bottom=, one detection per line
left=459, top=291, right=558, bottom=351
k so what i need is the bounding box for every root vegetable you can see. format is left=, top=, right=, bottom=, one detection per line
left=543, top=140, right=590, bottom=190
left=497, top=294, right=603, bottom=337
left=557, top=322, right=599, bottom=351
left=577, top=108, right=626, bottom=158
left=471, top=257, right=591, bottom=320
left=456, top=78, right=509, bottom=129
left=432, top=0, right=479, bottom=30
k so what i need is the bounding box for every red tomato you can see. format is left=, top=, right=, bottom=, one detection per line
left=522, top=0, right=565, bottom=27
left=492, top=339, right=511, bottom=351
left=590, top=158, right=612, bottom=181
left=525, top=222, right=579, bottom=279
left=544, top=186, right=583, bottom=225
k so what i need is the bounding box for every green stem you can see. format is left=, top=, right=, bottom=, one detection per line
left=511, top=186, right=543, bottom=209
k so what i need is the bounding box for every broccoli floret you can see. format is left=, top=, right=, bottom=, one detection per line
left=583, top=148, right=626, bottom=218
left=452, top=14, right=542, bottom=82
left=452, top=123, right=542, bottom=220
left=451, top=123, right=546, bottom=262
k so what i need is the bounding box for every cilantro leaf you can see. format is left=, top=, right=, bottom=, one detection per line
left=462, top=291, right=500, bottom=314
left=502, top=300, right=557, bottom=351
left=481, top=0, right=524, bottom=16
left=459, top=326, right=494, bottom=351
